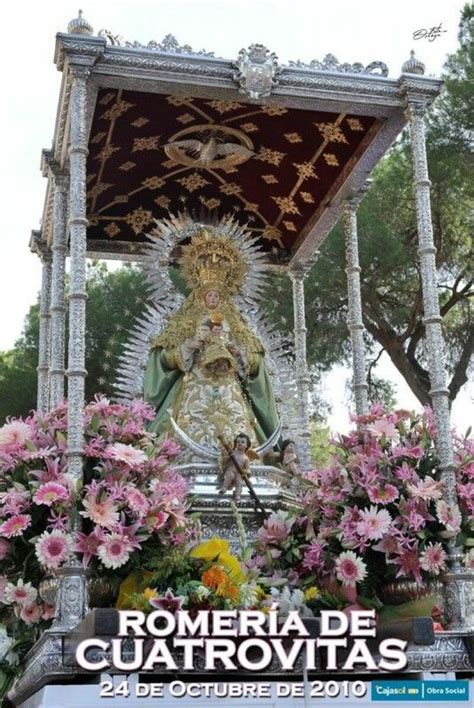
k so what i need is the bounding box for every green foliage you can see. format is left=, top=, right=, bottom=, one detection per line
left=0, top=263, right=148, bottom=423
left=309, top=422, right=334, bottom=467
left=265, top=10, right=473, bottom=406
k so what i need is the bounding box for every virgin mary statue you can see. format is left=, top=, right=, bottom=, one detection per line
left=143, top=229, right=280, bottom=454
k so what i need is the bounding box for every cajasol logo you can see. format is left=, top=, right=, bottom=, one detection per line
left=371, top=680, right=470, bottom=702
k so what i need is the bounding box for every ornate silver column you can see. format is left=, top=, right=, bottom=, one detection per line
left=343, top=194, right=369, bottom=416
left=49, top=169, right=68, bottom=408
left=66, top=64, right=90, bottom=483
left=30, top=232, right=52, bottom=413
left=289, top=261, right=314, bottom=470
left=406, top=101, right=470, bottom=630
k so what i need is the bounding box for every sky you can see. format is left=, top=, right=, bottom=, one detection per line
left=0, top=0, right=471, bottom=431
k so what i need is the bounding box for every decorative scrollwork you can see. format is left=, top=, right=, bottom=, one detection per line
left=98, top=30, right=214, bottom=56
left=233, top=44, right=282, bottom=99
left=288, top=53, right=389, bottom=77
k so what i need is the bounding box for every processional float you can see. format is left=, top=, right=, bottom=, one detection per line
left=10, top=9, right=472, bottom=705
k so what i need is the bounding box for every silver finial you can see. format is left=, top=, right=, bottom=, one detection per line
left=67, top=9, right=94, bottom=36
left=401, top=50, right=425, bottom=75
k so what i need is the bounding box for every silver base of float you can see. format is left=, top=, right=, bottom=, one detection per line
left=175, top=463, right=301, bottom=546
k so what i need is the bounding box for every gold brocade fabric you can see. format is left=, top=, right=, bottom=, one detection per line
left=151, top=288, right=264, bottom=356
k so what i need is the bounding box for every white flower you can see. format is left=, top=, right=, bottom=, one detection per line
left=0, top=625, right=18, bottom=665
left=194, top=585, right=210, bottom=600
left=3, top=579, right=37, bottom=607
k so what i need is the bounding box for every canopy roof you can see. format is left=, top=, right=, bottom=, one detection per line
left=39, top=26, right=442, bottom=268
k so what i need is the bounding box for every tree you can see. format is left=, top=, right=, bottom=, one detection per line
left=265, top=8, right=473, bottom=407
left=0, top=263, right=148, bottom=423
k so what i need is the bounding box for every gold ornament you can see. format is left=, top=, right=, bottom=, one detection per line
left=179, top=229, right=247, bottom=296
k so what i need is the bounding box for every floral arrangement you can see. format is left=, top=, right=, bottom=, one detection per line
left=250, top=406, right=473, bottom=605
left=0, top=396, right=193, bottom=673
left=116, top=537, right=265, bottom=615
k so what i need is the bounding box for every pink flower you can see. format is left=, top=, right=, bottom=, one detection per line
left=81, top=497, right=119, bottom=529
left=0, top=514, right=32, bottom=538
left=407, top=477, right=443, bottom=501
left=126, top=488, right=150, bottom=515
left=74, top=528, right=105, bottom=567
left=369, top=419, right=399, bottom=441
left=335, top=551, right=368, bottom=587
left=435, top=500, right=462, bottom=534
left=389, top=546, right=423, bottom=584
left=106, top=443, right=147, bottom=467
left=420, top=543, right=447, bottom=575
left=0, top=420, right=32, bottom=446
left=42, top=604, right=56, bottom=620
left=146, top=509, right=169, bottom=532
left=149, top=588, right=185, bottom=613
left=0, top=538, right=11, bottom=560
left=160, top=438, right=181, bottom=458
left=97, top=533, right=132, bottom=569
left=4, top=579, right=38, bottom=606
left=257, top=512, right=294, bottom=545
left=356, top=506, right=392, bottom=541
left=33, top=482, right=69, bottom=507
left=393, top=462, right=419, bottom=483
left=20, top=603, right=42, bottom=624
left=373, top=536, right=401, bottom=555
left=368, top=484, right=398, bottom=505
left=35, top=530, right=74, bottom=569
left=302, top=542, right=327, bottom=571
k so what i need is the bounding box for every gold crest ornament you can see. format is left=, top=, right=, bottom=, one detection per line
left=179, top=229, right=247, bottom=297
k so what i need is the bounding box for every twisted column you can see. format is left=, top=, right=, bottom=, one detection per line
left=66, top=65, right=90, bottom=483
left=30, top=233, right=52, bottom=413
left=289, top=261, right=314, bottom=470
left=407, top=101, right=469, bottom=630
left=49, top=170, right=68, bottom=408
left=343, top=195, right=369, bottom=416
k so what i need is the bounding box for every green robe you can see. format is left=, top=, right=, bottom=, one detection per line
left=144, top=346, right=280, bottom=444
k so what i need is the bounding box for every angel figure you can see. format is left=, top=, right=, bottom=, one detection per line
left=218, top=433, right=253, bottom=502
left=280, top=440, right=301, bottom=478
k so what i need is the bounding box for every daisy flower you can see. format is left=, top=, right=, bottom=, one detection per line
left=35, top=530, right=74, bottom=569
left=368, top=484, right=398, bottom=505
left=81, top=497, right=119, bottom=529
left=0, top=420, right=32, bottom=446
left=97, top=533, right=132, bottom=569
left=0, top=514, right=32, bottom=538
left=106, top=443, right=147, bottom=467
left=33, top=482, right=69, bottom=507
left=435, top=500, right=462, bottom=533
left=19, top=603, right=42, bottom=624
left=356, top=506, right=392, bottom=541
left=3, top=579, right=38, bottom=607
left=407, top=477, right=443, bottom=501
left=335, top=551, right=367, bottom=587
left=420, top=543, right=447, bottom=575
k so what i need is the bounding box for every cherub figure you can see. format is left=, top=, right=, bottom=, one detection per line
left=218, top=432, right=252, bottom=502
left=280, top=439, right=301, bottom=478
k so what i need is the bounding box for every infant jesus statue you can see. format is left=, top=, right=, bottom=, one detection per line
left=218, top=432, right=253, bottom=502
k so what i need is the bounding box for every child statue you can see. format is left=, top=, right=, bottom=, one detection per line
left=218, top=432, right=252, bottom=502
left=280, top=439, right=301, bottom=478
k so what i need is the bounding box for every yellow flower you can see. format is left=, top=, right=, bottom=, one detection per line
left=190, top=537, right=230, bottom=562
left=304, top=586, right=320, bottom=601
left=218, top=553, right=245, bottom=584
left=143, top=587, right=158, bottom=601
left=116, top=570, right=154, bottom=610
